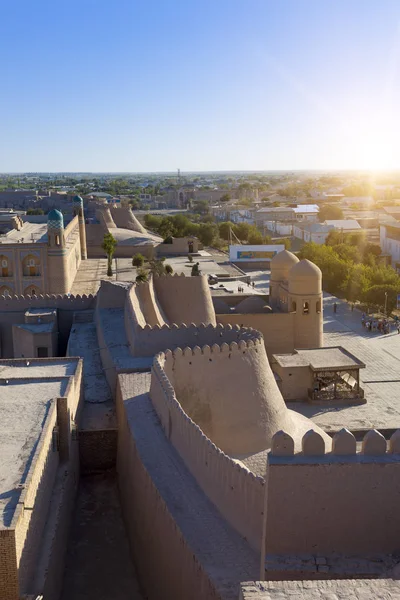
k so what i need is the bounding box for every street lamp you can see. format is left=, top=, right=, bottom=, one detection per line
left=384, top=291, right=388, bottom=316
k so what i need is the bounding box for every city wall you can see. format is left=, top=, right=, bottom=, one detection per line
left=150, top=351, right=265, bottom=551
left=116, top=375, right=223, bottom=600
left=217, top=312, right=295, bottom=356
left=265, top=429, right=400, bottom=556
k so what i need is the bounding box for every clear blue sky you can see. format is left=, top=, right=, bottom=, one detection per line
left=2, top=0, right=400, bottom=172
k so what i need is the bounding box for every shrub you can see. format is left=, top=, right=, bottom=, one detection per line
left=135, top=268, right=149, bottom=283
left=165, top=264, right=173, bottom=275
left=132, top=253, right=145, bottom=268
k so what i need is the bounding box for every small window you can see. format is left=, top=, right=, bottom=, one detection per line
left=303, top=301, right=309, bottom=314
left=55, top=235, right=60, bottom=246
left=316, top=299, right=321, bottom=313
left=292, top=301, right=297, bottom=312
left=37, top=347, right=48, bottom=358
left=1, top=260, right=7, bottom=268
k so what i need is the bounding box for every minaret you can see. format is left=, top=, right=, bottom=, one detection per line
left=73, top=195, right=87, bottom=260
left=47, top=209, right=69, bottom=294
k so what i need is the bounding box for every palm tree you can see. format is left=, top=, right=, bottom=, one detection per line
left=102, top=233, right=117, bottom=276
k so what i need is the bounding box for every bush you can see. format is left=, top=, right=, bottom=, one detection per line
left=165, top=264, right=173, bottom=275
left=188, top=254, right=193, bottom=262
left=132, top=253, right=145, bottom=268
left=135, top=268, right=149, bottom=283
left=163, top=236, right=173, bottom=244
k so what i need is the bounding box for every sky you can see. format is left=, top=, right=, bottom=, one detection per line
left=1, top=0, right=400, bottom=172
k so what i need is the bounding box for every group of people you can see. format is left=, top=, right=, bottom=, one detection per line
left=361, top=313, right=398, bottom=334
left=237, top=281, right=256, bottom=293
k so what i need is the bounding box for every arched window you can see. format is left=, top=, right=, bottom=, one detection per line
left=292, top=301, right=297, bottom=312
left=0, top=255, right=9, bottom=277
left=303, top=301, right=309, bottom=314
left=24, top=285, right=41, bottom=297
left=55, top=234, right=60, bottom=246
left=316, top=299, right=321, bottom=313
left=0, top=286, right=12, bottom=297
left=22, top=254, right=40, bottom=277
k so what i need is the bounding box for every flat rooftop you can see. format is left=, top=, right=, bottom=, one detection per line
left=0, top=222, right=48, bottom=244
left=0, top=358, right=79, bottom=527
left=274, top=347, right=365, bottom=370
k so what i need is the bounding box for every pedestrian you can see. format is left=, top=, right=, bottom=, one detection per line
left=397, top=324, right=400, bottom=334
left=333, top=302, right=337, bottom=314
left=351, top=303, right=354, bottom=312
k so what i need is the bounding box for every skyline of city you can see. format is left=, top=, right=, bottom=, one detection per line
left=2, top=0, right=400, bottom=171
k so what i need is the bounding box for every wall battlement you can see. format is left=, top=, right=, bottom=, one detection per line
left=271, top=428, right=400, bottom=460
left=150, top=351, right=265, bottom=550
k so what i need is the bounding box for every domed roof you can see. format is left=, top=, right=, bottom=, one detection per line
left=47, top=209, right=64, bottom=229
left=290, top=258, right=321, bottom=279
left=271, top=249, right=299, bottom=268
left=73, top=195, right=83, bottom=205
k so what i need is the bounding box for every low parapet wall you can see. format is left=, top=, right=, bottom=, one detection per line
left=150, top=348, right=265, bottom=551
left=0, top=294, right=96, bottom=357
left=217, top=312, right=295, bottom=356
left=265, top=428, right=400, bottom=556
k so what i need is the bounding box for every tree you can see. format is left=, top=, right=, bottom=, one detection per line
left=132, top=253, right=145, bottom=268
left=198, top=223, right=218, bottom=246
left=280, top=238, right=292, bottom=250
left=27, top=208, right=44, bottom=215
left=218, top=221, right=234, bottom=241
left=318, top=204, right=344, bottom=222
left=148, top=259, right=168, bottom=276
left=102, top=233, right=117, bottom=276
left=364, top=284, right=400, bottom=315
left=248, top=229, right=264, bottom=245
left=165, top=264, right=173, bottom=275
left=220, top=193, right=231, bottom=203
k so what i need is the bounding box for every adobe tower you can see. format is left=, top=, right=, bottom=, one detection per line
left=73, top=195, right=87, bottom=260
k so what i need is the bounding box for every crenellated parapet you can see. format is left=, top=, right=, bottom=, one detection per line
left=267, top=427, right=400, bottom=556
left=0, top=292, right=96, bottom=308
left=271, top=427, right=400, bottom=459
left=126, top=277, right=264, bottom=357
left=150, top=351, right=265, bottom=550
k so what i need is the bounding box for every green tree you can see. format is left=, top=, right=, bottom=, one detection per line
left=102, top=233, right=117, bottom=276
left=132, top=253, right=145, bottom=268
left=364, top=284, right=400, bottom=315
left=220, top=193, right=231, bottom=203
left=218, top=221, right=234, bottom=241
left=318, top=204, right=344, bottom=222
left=27, top=208, right=44, bottom=215
left=165, top=264, right=173, bottom=275
left=198, top=222, right=218, bottom=246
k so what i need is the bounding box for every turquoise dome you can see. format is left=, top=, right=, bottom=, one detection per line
left=47, top=209, right=64, bottom=229
left=73, top=195, right=83, bottom=205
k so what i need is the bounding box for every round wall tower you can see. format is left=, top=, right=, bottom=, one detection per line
left=73, top=195, right=87, bottom=260
left=288, top=259, right=323, bottom=348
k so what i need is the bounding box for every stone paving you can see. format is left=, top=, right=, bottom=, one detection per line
left=70, top=258, right=114, bottom=295
left=289, top=293, right=400, bottom=432
left=240, top=579, right=400, bottom=599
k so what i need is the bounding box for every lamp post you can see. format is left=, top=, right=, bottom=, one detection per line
left=384, top=291, right=388, bottom=316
